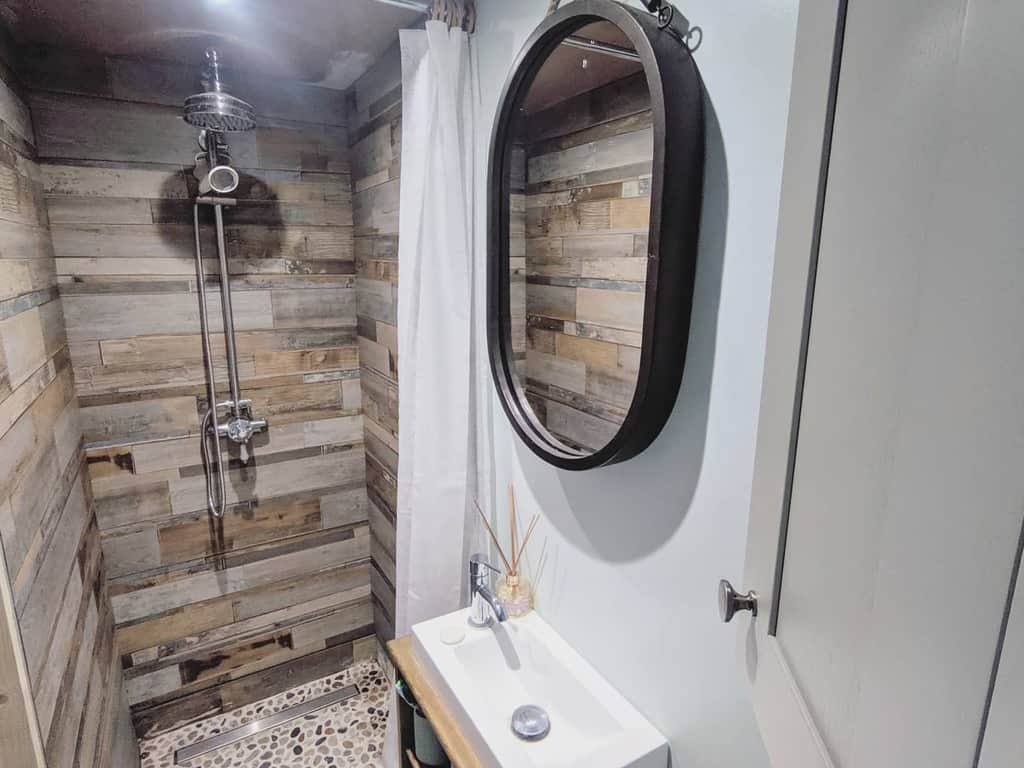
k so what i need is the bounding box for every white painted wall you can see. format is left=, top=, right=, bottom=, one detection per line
left=470, top=1, right=799, bottom=765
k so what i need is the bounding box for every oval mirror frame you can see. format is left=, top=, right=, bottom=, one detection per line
left=487, top=0, right=706, bottom=470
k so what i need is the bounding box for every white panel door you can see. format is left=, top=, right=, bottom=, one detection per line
left=736, top=0, right=1024, bottom=765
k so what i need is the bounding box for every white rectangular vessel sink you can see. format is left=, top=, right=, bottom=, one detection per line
left=411, top=608, right=668, bottom=768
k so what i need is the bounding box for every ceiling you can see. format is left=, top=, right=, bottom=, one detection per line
left=523, top=20, right=644, bottom=114
left=0, top=0, right=424, bottom=89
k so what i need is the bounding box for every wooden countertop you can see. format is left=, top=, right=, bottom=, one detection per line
left=387, top=635, right=485, bottom=768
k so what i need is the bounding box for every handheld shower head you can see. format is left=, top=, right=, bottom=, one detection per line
left=197, top=161, right=239, bottom=195
left=183, top=49, right=256, bottom=133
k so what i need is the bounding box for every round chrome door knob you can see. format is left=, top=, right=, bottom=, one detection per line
left=719, top=579, right=758, bottom=623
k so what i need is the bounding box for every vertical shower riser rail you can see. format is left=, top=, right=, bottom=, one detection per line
left=192, top=195, right=267, bottom=519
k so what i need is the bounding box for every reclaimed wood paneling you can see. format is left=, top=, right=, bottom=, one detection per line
left=0, top=48, right=137, bottom=768
left=350, top=48, right=400, bottom=642
left=515, top=75, right=651, bottom=452
left=23, top=44, right=371, bottom=734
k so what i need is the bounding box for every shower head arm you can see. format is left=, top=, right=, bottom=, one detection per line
left=197, top=131, right=233, bottom=171
left=201, top=48, right=224, bottom=93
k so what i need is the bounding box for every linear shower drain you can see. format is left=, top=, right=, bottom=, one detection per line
left=173, top=684, right=359, bottom=765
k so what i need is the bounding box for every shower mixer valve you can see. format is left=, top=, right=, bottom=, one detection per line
left=213, top=399, right=268, bottom=444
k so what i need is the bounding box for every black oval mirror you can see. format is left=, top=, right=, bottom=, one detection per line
left=488, top=0, right=705, bottom=469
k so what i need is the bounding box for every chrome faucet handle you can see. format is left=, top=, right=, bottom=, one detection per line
left=470, top=553, right=501, bottom=573
left=468, top=554, right=507, bottom=628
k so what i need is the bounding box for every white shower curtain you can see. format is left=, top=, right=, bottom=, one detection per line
left=394, top=20, right=483, bottom=638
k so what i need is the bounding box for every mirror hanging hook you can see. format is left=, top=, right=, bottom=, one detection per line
left=644, top=1, right=702, bottom=52
left=642, top=0, right=675, bottom=30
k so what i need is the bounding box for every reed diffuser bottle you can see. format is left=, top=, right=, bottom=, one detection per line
left=475, top=484, right=537, bottom=619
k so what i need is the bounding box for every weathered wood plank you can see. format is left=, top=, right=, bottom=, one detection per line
left=564, top=320, right=642, bottom=347
left=51, top=223, right=209, bottom=259
left=575, top=286, right=645, bottom=332
left=359, top=336, right=392, bottom=377
left=609, top=195, right=651, bottom=230
left=156, top=496, right=321, bottom=566
left=271, top=288, right=356, bottom=328
left=46, top=196, right=155, bottom=225
left=525, top=350, right=586, bottom=394
left=524, top=71, right=650, bottom=143
left=352, top=178, right=399, bottom=236
left=93, top=480, right=172, bottom=530
left=355, top=278, right=397, bottom=325
left=30, top=92, right=200, bottom=165
left=528, top=109, right=653, bottom=157
left=580, top=255, right=647, bottom=281
left=526, top=200, right=611, bottom=237
left=253, top=345, right=358, bottom=375
left=79, top=396, right=199, bottom=443
left=98, top=328, right=357, bottom=366
left=526, top=284, right=576, bottom=322
left=0, top=221, right=51, bottom=263
left=56, top=256, right=200, bottom=277
left=586, top=363, right=639, bottom=409
left=545, top=400, right=618, bottom=451
left=554, top=334, right=618, bottom=369
left=42, top=164, right=189, bottom=199
left=62, top=291, right=274, bottom=341
left=228, top=224, right=354, bottom=261
left=116, top=599, right=234, bottom=657
left=524, top=237, right=577, bottom=277
left=74, top=357, right=257, bottom=397
left=528, top=127, right=652, bottom=184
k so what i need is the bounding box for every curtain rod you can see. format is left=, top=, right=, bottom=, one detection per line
left=366, top=0, right=431, bottom=11
left=562, top=36, right=641, bottom=62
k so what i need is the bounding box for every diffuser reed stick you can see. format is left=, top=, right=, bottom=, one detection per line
left=473, top=490, right=538, bottom=579
left=508, top=484, right=517, bottom=575
left=473, top=499, right=512, bottom=573
left=513, top=514, right=539, bottom=574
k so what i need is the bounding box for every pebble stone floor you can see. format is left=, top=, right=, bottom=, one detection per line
left=139, top=660, right=389, bottom=767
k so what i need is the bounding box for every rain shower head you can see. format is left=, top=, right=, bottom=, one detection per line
left=183, top=49, right=256, bottom=133
left=184, top=92, right=256, bottom=132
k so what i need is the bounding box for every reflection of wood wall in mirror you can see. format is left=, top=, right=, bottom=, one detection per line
left=510, top=142, right=528, bottom=379
left=511, top=72, right=652, bottom=451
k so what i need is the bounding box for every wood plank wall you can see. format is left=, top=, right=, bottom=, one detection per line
left=515, top=73, right=652, bottom=451
left=0, top=30, right=139, bottom=768
left=348, top=48, right=401, bottom=642
left=19, top=44, right=376, bottom=737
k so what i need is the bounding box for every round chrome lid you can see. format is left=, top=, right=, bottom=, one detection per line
left=511, top=705, right=550, bottom=741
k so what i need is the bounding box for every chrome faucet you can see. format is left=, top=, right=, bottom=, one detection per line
left=468, top=554, right=507, bottom=628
